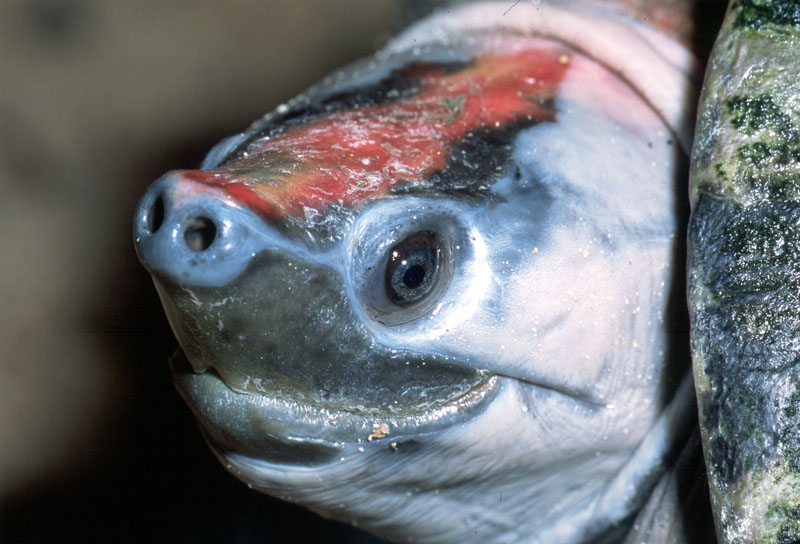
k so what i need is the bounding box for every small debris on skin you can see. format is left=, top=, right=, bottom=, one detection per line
left=368, top=423, right=390, bottom=441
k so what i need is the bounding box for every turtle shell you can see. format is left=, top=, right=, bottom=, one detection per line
left=689, top=1, right=800, bottom=542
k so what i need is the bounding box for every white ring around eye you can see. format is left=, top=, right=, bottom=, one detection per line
left=343, top=198, right=488, bottom=336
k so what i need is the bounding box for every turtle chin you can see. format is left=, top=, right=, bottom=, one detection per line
left=169, top=351, right=499, bottom=468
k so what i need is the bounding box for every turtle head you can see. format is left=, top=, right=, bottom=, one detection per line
left=134, top=12, right=695, bottom=541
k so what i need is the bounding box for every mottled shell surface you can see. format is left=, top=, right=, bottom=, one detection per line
left=689, top=1, right=800, bottom=542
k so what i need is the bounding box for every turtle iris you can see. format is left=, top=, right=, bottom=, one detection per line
left=385, top=232, right=441, bottom=306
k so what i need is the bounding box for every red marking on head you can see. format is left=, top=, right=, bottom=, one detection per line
left=184, top=47, right=569, bottom=220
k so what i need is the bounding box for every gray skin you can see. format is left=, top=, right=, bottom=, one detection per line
left=130, top=0, right=797, bottom=542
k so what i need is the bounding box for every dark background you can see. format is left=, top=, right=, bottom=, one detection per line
left=0, top=1, right=396, bottom=542
left=0, top=1, right=729, bottom=543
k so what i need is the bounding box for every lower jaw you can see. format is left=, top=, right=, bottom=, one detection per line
left=169, top=351, right=500, bottom=465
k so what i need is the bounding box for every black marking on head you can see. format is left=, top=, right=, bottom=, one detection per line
left=389, top=117, right=544, bottom=203
left=222, top=59, right=472, bottom=166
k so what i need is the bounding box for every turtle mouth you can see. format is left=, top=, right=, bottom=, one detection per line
left=170, top=351, right=499, bottom=465
left=154, top=247, right=501, bottom=464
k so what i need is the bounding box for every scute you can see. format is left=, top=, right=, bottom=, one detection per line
left=688, top=1, right=800, bottom=541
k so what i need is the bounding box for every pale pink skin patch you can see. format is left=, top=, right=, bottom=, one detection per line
left=559, top=50, right=667, bottom=139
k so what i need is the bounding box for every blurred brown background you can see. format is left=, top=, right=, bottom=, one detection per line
left=0, top=1, right=397, bottom=542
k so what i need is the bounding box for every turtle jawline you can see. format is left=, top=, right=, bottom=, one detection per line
left=169, top=350, right=500, bottom=440
left=175, top=348, right=495, bottom=420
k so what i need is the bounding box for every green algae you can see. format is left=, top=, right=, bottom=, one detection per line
left=689, top=4, right=800, bottom=531
left=734, top=0, right=800, bottom=30
left=726, top=94, right=797, bottom=137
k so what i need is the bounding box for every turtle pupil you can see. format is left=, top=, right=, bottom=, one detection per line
left=384, top=231, right=441, bottom=306
left=403, top=265, right=425, bottom=289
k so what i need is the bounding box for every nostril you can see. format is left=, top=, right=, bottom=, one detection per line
left=148, top=196, right=165, bottom=233
left=184, top=216, right=217, bottom=251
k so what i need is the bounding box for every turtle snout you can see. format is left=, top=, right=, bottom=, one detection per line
left=134, top=170, right=264, bottom=287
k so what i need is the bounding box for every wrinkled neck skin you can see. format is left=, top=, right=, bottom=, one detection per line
left=210, top=2, right=701, bottom=543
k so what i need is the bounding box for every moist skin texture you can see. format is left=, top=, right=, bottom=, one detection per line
left=135, top=2, right=702, bottom=542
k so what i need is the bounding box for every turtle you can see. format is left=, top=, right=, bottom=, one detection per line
left=133, top=1, right=800, bottom=542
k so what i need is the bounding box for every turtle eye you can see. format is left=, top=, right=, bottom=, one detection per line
left=385, top=232, right=441, bottom=306
left=366, top=229, right=451, bottom=326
